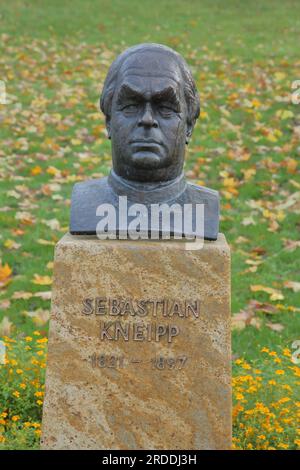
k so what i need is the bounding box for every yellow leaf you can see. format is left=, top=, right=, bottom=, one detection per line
left=4, top=239, right=21, bottom=250
left=276, top=110, right=294, bottom=120
left=241, top=168, right=256, bottom=181
left=274, top=72, right=286, bottom=81
left=267, top=134, right=277, bottom=142
left=32, top=274, right=52, bottom=286
left=250, top=285, right=284, bottom=301
left=31, top=166, right=42, bottom=176
left=71, top=138, right=82, bottom=146
left=47, top=166, right=61, bottom=176
left=0, top=262, right=12, bottom=288
left=37, top=239, right=55, bottom=246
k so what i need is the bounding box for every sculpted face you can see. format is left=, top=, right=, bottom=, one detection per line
left=107, top=51, right=191, bottom=183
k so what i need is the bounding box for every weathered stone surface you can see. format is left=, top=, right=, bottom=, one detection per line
left=41, top=233, right=231, bottom=450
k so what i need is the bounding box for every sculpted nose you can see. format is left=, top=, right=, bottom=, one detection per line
left=138, top=103, right=158, bottom=128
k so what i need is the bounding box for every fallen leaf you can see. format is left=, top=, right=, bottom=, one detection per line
left=33, top=291, right=51, bottom=300
left=232, top=300, right=264, bottom=330
left=0, top=262, right=12, bottom=289
left=235, top=236, right=250, bottom=244
left=250, top=285, right=284, bottom=301
left=283, top=281, right=300, bottom=293
left=12, top=291, right=33, bottom=300
left=37, top=239, right=55, bottom=246
left=31, top=165, right=42, bottom=176
left=32, top=274, right=52, bottom=285
left=266, top=322, right=284, bottom=332
left=0, top=299, right=11, bottom=310
left=0, top=316, right=13, bottom=336
left=283, top=239, right=300, bottom=251
left=4, top=239, right=21, bottom=250
left=242, top=216, right=256, bottom=226
left=24, top=308, right=50, bottom=325
left=43, top=219, right=61, bottom=230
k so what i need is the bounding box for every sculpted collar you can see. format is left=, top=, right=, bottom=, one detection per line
left=108, top=169, right=187, bottom=204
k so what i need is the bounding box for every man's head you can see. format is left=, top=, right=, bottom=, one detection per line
left=100, top=43, right=200, bottom=183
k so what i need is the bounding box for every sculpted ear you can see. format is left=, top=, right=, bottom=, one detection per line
left=106, top=116, right=111, bottom=140
left=185, top=122, right=194, bottom=145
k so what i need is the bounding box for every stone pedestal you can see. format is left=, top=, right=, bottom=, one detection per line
left=41, top=233, right=231, bottom=450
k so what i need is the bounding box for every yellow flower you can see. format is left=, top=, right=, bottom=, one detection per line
left=0, top=436, right=5, bottom=443
left=275, top=426, right=284, bottom=433
left=245, top=427, right=254, bottom=437
left=281, top=384, right=292, bottom=392
left=25, top=336, right=32, bottom=342
left=241, top=363, right=251, bottom=370
left=34, top=391, right=44, bottom=397
left=268, top=379, right=276, bottom=385
left=12, top=391, right=20, bottom=398
left=36, top=350, right=44, bottom=356
left=294, top=439, right=300, bottom=446
left=261, top=347, right=269, bottom=353
left=255, top=402, right=270, bottom=414
left=36, top=400, right=43, bottom=406
left=278, top=397, right=291, bottom=404
left=269, top=351, right=277, bottom=357
left=37, top=338, right=48, bottom=344
left=274, top=357, right=282, bottom=364
left=33, top=331, right=41, bottom=336
left=1, top=412, right=8, bottom=418
left=278, top=443, right=289, bottom=449
left=24, top=422, right=32, bottom=428
left=16, top=368, right=23, bottom=374
left=283, top=348, right=291, bottom=357
left=35, top=429, right=41, bottom=436
left=293, top=367, right=300, bottom=377
left=275, top=369, right=285, bottom=375
left=11, top=415, right=20, bottom=422
left=258, top=435, right=266, bottom=440
left=19, top=383, right=26, bottom=389
left=235, top=392, right=244, bottom=400
left=246, top=443, right=253, bottom=449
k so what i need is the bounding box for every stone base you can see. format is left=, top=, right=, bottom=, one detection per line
left=41, top=233, right=231, bottom=450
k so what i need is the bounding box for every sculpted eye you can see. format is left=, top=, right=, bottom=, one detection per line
left=122, top=104, right=139, bottom=113
left=159, top=105, right=175, bottom=117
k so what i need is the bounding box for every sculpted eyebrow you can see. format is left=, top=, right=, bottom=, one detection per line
left=117, top=84, right=180, bottom=107
left=152, top=87, right=180, bottom=106
left=117, top=84, right=143, bottom=103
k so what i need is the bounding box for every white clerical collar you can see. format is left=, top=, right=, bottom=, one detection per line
left=108, top=169, right=187, bottom=204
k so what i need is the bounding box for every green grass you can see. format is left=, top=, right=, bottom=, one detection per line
left=0, top=0, right=299, bottom=449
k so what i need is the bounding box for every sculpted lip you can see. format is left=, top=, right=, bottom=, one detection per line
left=130, top=139, right=162, bottom=145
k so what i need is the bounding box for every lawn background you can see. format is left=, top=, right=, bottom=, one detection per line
left=0, top=0, right=299, bottom=450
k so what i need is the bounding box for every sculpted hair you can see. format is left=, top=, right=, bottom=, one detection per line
left=100, top=43, right=200, bottom=133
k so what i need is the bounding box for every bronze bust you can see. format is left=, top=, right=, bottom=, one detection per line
left=70, top=43, right=219, bottom=240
